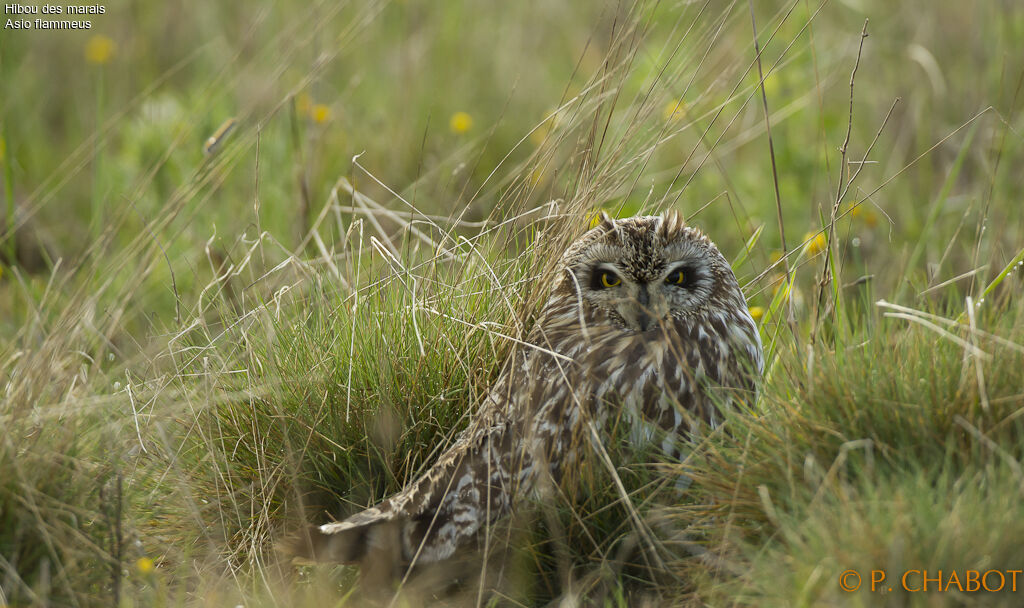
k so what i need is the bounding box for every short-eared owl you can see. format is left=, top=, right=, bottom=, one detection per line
left=297, top=210, right=763, bottom=581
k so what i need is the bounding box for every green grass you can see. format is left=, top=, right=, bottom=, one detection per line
left=1, top=0, right=1023, bottom=605
left=685, top=299, right=1024, bottom=604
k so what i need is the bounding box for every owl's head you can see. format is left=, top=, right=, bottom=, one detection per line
left=559, top=210, right=743, bottom=332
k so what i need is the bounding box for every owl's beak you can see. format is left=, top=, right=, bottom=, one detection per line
left=622, top=283, right=668, bottom=332
left=635, top=312, right=655, bottom=332
left=635, top=286, right=654, bottom=331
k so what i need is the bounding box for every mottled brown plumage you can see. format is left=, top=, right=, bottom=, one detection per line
left=297, top=210, right=763, bottom=583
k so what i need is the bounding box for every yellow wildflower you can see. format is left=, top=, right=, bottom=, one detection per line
left=136, top=557, right=155, bottom=574
left=84, top=35, right=116, bottom=65
left=760, top=71, right=781, bottom=97
left=589, top=212, right=607, bottom=229
left=663, top=98, right=687, bottom=122
left=449, top=111, right=473, bottom=134
left=850, top=205, right=879, bottom=228
left=768, top=249, right=783, bottom=264
left=311, top=104, right=331, bottom=124
left=748, top=306, right=764, bottom=322
left=802, top=231, right=827, bottom=255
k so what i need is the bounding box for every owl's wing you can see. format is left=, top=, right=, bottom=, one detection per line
left=294, top=410, right=517, bottom=568
left=291, top=332, right=576, bottom=572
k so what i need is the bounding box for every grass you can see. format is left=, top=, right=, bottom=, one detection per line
left=1, top=0, right=1023, bottom=605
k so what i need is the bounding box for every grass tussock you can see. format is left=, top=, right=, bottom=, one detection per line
left=683, top=299, right=1024, bottom=606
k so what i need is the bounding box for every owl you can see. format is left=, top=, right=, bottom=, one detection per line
left=294, top=210, right=763, bottom=587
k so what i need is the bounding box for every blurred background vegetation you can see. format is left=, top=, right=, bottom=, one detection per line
left=1, top=0, right=1023, bottom=605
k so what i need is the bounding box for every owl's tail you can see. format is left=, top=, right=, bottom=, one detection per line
left=285, top=418, right=517, bottom=576
left=282, top=524, right=358, bottom=565
left=282, top=510, right=404, bottom=563
left=281, top=518, right=408, bottom=594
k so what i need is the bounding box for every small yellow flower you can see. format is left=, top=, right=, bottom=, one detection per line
left=850, top=205, right=878, bottom=228
left=589, top=212, right=607, bottom=229
left=748, top=306, right=765, bottom=322
left=449, top=111, right=473, bottom=134
left=84, top=35, right=116, bottom=65
left=768, top=249, right=783, bottom=264
left=295, top=92, right=312, bottom=116
left=662, top=98, right=687, bottom=122
left=311, top=104, right=331, bottom=124
left=802, top=231, right=827, bottom=255
left=760, top=71, right=781, bottom=97
left=136, top=557, right=155, bottom=574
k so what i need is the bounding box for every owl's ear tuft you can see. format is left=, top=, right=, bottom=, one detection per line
left=594, top=211, right=625, bottom=243
left=658, top=209, right=686, bottom=239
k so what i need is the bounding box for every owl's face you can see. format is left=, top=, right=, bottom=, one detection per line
left=560, top=211, right=741, bottom=333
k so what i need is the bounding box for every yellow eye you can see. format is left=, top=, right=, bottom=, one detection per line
left=666, top=269, right=686, bottom=285
left=600, top=272, right=621, bottom=288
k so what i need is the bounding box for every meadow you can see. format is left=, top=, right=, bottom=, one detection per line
left=1, top=0, right=1023, bottom=605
